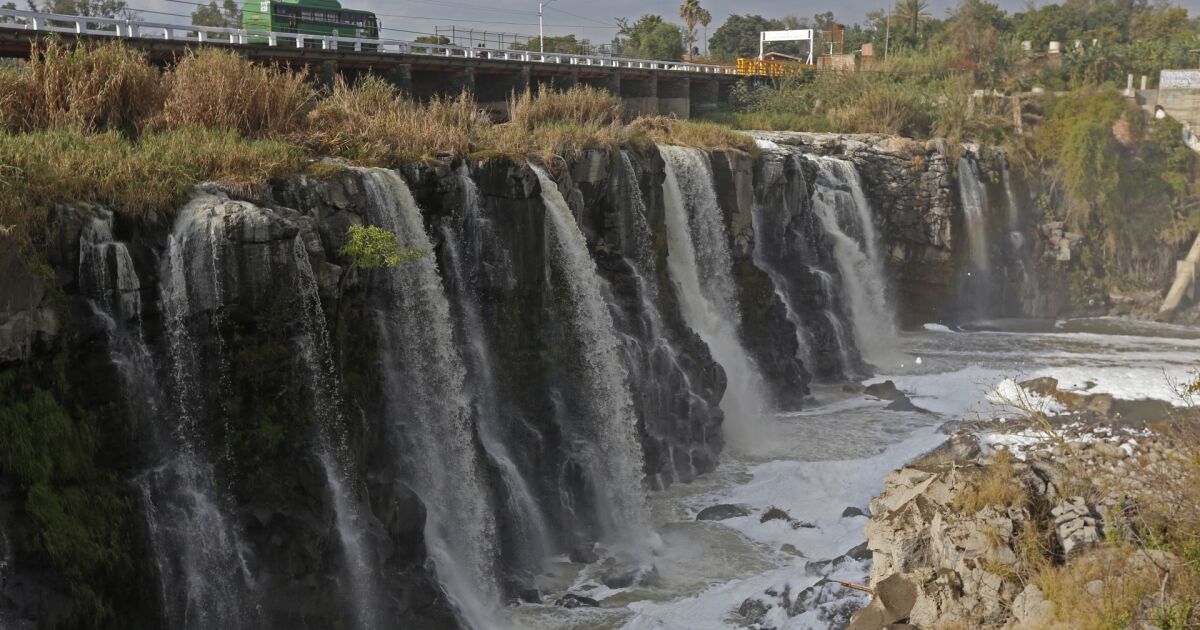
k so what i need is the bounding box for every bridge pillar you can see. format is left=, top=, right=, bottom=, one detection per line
left=477, top=66, right=531, bottom=120
left=607, top=70, right=622, bottom=97
left=658, top=77, right=690, bottom=118
left=453, top=67, right=476, bottom=95
left=690, top=79, right=718, bottom=117
left=316, top=60, right=338, bottom=90
left=383, top=64, right=413, bottom=94
left=621, top=72, right=658, bottom=118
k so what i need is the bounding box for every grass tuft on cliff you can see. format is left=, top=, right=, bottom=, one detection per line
left=0, top=126, right=302, bottom=242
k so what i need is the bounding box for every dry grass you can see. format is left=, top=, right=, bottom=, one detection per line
left=0, top=126, right=302, bottom=243
left=1, top=39, right=162, bottom=133
left=487, top=86, right=624, bottom=159
left=627, top=116, right=758, bottom=155
left=159, top=48, right=315, bottom=138
left=953, top=449, right=1028, bottom=514
left=306, top=76, right=488, bottom=163
left=1032, top=546, right=1171, bottom=629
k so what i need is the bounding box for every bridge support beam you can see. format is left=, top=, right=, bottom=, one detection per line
left=690, top=79, right=718, bottom=117
left=658, top=77, right=689, bottom=118
left=383, top=63, right=413, bottom=94
left=621, top=72, right=658, bottom=118
left=315, top=59, right=338, bottom=90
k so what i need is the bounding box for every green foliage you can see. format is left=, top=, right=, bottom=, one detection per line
left=708, top=14, right=783, bottom=60
left=0, top=369, right=132, bottom=628
left=510, top=35, right=593, bottom=54
left=1059, top=118, right=1119, bottom=206
left=616, top=15, right=684, bottom=60
left=339, top=225, right=425, bottom=270
left=189, top=0, right=239, bottom=27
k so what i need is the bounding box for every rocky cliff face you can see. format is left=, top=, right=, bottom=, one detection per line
left=0, top=147, right=734, bottom=628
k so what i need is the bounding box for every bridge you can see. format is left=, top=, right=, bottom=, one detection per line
left=0, top=8, right=741, bottom=118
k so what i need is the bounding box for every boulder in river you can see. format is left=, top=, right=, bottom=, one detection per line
left=864, top=380, right=906, bottom=401
left=554, top=593, right=600, bottom=608
left=695, top=504, right=750, bottom=521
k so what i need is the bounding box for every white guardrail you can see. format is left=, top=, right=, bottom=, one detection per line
left=0, top=8, right=738, bottom=75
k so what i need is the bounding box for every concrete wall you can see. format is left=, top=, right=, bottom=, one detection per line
left=657, top=78, right=689, bottom=118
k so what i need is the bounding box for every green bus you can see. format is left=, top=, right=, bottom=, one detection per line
left=242, top=0, right=380, bottom=48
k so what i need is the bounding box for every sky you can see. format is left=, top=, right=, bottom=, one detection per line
left=134, top=0, right=1200, bottom=49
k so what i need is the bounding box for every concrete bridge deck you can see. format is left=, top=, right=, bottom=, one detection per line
left=0, top=8, right=739, bottom=118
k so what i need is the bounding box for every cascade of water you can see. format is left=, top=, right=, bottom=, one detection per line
left=957, top=156, right=993, bottom=316
left=291, top=237, right=379, bottom=630
left=356, top=167, right=499, bottom=628
left=660, top=145, right=773, bottom=449
left=617, top=151, right=657, bottom=275
left=1000, top=161, right=1027, bottom=254
left=750, top=154, right=816, bottom=373
left=445, top=166, right=553, bottom=572
left=809, top=266, right=854, bottom=375
left=150, top=201, right=254, bottom=630
left=530, top=164, right=653, bottom=556
left=808, top=156, right=896, bottom=365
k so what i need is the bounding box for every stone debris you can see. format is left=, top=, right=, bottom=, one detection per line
left=1051, top=496, right=1102, bottom=557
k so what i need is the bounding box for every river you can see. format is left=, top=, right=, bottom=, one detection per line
left=509, top=317, right=1200, bottom=629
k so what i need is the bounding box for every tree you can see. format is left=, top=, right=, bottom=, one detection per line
left=679, top=0, right=705, bottom=59
left=511, top=34, right=591, bottom=54
left=813, top=11, right=835, bottom=32
left=616, top=15, right=684, bottom=60
left=190, top=0, right=240, bottom=28
left=414, top=35, right=451, bottom=44
left=29, top=0, right=135, bottom=18
left=895, top=0, right=931, bottom=34
left=709, top=14, right=784, bottom=60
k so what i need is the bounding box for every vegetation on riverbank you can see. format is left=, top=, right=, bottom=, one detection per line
left=0, top=40, right=754, bottom=249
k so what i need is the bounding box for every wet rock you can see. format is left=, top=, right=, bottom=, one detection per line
left=1019, top=376, right=1059, bottom=396
left=842, top=506, right=869, bottom=518
left=846, top=541, right=871, bottom=561
left=842, top=383, right=866, bottom=394
left=864, top=380, right=905, bottom=401
left=568, top=544, right=599, bottom=564
left=599, top=566, right=638, bottom=589
left=788, top=578, right=865, bottom=626
left=517, top=588, right=542, bottom=604
left=884, top=395, right=925, bottom=412
left=554, top=593, right=600, bottom=609
left=914, top=432, right=982, bottom=465
left=695, top=504, right=749, bottom=521
left=737, top=597, right=771, bottom=624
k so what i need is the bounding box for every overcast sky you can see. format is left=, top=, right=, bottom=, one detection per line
left=137, top=0, right=1200, bottom=47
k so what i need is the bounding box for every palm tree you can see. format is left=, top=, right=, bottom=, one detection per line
left=679, top=0, right=704, bottom=59
left=698, top=7, right=711, bottom=57
left=894, top=0, right=930, bottom=34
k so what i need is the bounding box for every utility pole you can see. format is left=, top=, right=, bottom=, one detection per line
left=538, top=0, right=556, bottom=53
left=884, top=11, right=890, bottom=59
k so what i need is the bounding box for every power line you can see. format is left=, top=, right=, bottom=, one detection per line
left=544, top=5, right=611, bottom=27
left=158, top=0, right=616, bottom=29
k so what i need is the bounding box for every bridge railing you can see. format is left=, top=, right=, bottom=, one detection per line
left=0, top=8, right=739, bottom=75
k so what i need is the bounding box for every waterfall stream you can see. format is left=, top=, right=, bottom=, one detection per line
left=153, top=199, right=255, bottom=630
left=660, top=145, right=774, bottom=450
left=357, top=167, right=500, bottom=628
left=292, top=237, right=380, bottom=630
left=809, top=156, right=896, bottom=366
left=531, top=164, right=653, bottom=556
left=445, top=166, right=553, bottom=572
left=957, top=156, right=993, bottom=317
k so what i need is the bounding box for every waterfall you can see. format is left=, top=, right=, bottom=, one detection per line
left=291, top=237, right=380, bottom=630
left=660, top=145, right=773, bottom=450
left=750, top=154, right=816, bottom=374
left=808, top=156, right=896, bottom=366
left=957, top=156, right=992, bottom=317
left=810, top=266, right=854, bottom=376
left=444, top=166, right=553, bottom=572
left=356, top=167, right=499, bottom=628
left=150, top=200, right=255, bottom=630
left=530, top=164, right=653, bottom=555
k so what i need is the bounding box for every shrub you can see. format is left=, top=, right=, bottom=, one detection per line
left=160, top=48, right=315, bottom=138
left=306, top=76, right=487, bottom=163
left=487, top=86, right=624, bottom=159
left=339, top=225, right=425, bottom=269
left=2, top=39, right=162, bottom=133
left=507, top=85, right=623, bottom=131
